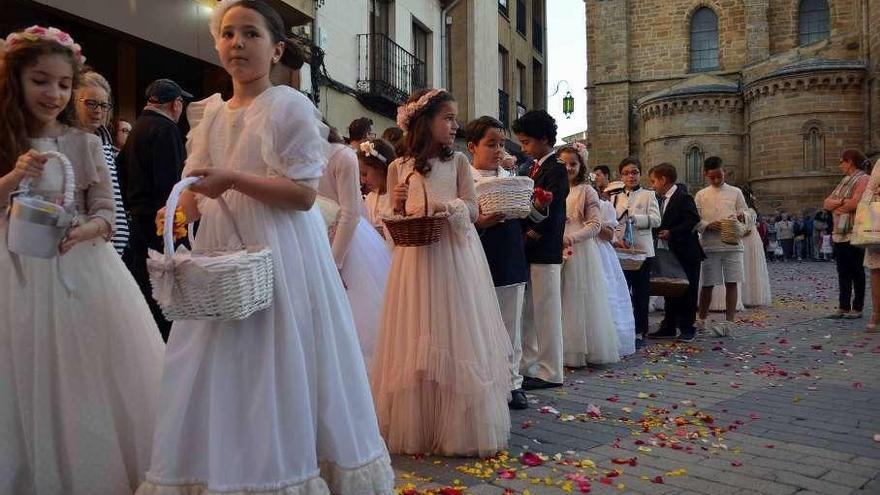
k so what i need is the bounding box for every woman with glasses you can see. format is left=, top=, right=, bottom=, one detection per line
left=74, top=71, right=130, bottom=256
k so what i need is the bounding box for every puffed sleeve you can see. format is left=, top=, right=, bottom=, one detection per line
left=453, top=152, right=478, bottom=222
left=182, top=94, right=224, bottom=212
left=247, top=86, right=329, bottom=187
left=565, top=185, right=602, bottom=245
left=442, top=153, right=479, bottom=239
left=182, top=93, right=224, bottom=176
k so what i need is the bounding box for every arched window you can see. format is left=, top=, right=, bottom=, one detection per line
left=686, top=146, right=703, bottom=185
left=799, top=0, right=830, bottom=46
left=690, top=8, right=719, bottom=72
left=803, top=125, right=825, bottom=171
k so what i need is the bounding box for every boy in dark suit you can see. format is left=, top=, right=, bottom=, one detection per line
left=466, top=116, right=530, bottom=409
left=648, top=163, right=703, bottom=342
left=513, top=110, right=569, bottom=389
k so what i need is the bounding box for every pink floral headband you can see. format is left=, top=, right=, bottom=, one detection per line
left=1, top=26, right=85, bottom=64
left=396, top=88, right=448, bottom=132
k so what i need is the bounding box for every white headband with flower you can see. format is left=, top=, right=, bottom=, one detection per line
left=396, top=88, right=448, bottom=132
left=1, top=26, right=85, bottom=64
left=359, top=141, right=387, bottom=163
left=210, top=0, right=247, bottom=42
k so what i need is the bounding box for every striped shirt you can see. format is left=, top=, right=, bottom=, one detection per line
left=97, top=126, right=130, bottom=254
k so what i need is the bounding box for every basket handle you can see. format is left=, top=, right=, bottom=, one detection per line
left=19, top=151, right=75, bottom=210
left=402, top=171, right=431, bottom=218
left=162, top=177, right=245, bottom=260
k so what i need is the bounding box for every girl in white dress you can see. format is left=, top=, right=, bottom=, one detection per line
left=0, top=27, right=164, bottom=494
left=359, top=139, right=394, bottom=236
left=597, top=198, right=637, bottom=357
left=319, top=137, right=391, bottom=367
left=370, top=89, right=512, bottom=456
left=740, top=207, right=772, bottom=307
left=558, top=147, right=619, bottom=365
left=138, top=2, right=393, bottom=494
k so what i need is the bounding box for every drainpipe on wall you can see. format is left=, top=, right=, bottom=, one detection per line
left=440, top=0, right=463, bottom=89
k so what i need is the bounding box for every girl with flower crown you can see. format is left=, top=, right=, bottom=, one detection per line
left=317, top=134, right=392, bottom=368
left=557, top=146, right=620, bottom=365
left=369, top=88, right=512, bottom=456
left=137, top=1, right=393, bottom=494
left=0, top=26, right=165, bottom=494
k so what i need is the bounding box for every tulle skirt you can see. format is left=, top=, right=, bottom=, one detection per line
left=341, top=218, right=391, bottom=368
left=595, top=241, right=636, bottom=357
left=370, top=224, right=511, bottom=457
left=138, top=194, right=393, bottom=495
left=1, top=231, right=164, bottom=495
left=741, top=231, right=772, bottom=307
left=561, top=239, right=620, bottom=366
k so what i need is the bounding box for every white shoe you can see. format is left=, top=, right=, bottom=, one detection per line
left=711, top=321, right=734, bottom=337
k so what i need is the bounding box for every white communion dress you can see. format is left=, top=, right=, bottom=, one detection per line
left=1, top=128, right=164, bottom=494
left=137, top=86, right=393, bottom=495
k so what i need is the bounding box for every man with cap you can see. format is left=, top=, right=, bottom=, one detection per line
left=117, top=78, right=192, bottom=341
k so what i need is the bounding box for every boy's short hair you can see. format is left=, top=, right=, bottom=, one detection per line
left=593, top=165, right=611, bottom=177
left=348, top=117, right=374, bottom=141
left=704, top=156, right=723, bottom=172
left=465, top=116, right=505, bottom=145
left=511, top=110, right=557, bottom=145
left=618, top=156, right=641, bottom=174
left=648, top=162, right=677, bottom=183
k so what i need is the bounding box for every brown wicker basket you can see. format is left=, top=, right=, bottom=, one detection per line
left=650, top=278, right=688, bottom=297
left=383, top=172, right=446, bottom=247
left=720, top=218, right=746, bottom=245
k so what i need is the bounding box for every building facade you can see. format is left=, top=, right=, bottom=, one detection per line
left=3, top=0, right=313, bottom=122
left=446, top=0, right=547, bottom=132
left=3, top=0, right=548, bottom=147
left=586, top=0, right=880, bottom=212
left=313, top=0, right=444, bottom=134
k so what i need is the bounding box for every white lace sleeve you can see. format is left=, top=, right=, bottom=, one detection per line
left=248, top=86, right=329, bottom=186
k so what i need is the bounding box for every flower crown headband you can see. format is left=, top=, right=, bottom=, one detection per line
left=396, top=88, right=448, bottom=132
left=1, top=26, right=85, bottom=64
left=359, top=140, right=386, bottom=163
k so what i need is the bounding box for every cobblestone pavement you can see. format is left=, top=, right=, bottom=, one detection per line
left=389, top=260, right=880, bottom=495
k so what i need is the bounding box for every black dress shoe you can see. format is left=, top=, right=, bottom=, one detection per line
left=635, top=338, right=647, bottom=350
left=522, top=376, right=563, bottom=390
left=508, top=389, right=529, bottom=409
left=678, top=330, right=696, bottom=343
left=649, top=328, right=678, bottom=339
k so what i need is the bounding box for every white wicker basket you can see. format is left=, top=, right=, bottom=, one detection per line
left=147, top=177, right=274, bottom=321
left=475, top=176, right=535, bottom=219
left=7, top=151, right=75, bottom=259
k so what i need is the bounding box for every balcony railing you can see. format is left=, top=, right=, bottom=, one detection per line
left=532, top=18, right=543, bottom=52
left=516, top=102, right=527, bottom=119
left=357, top=33, right=427, bottom=115
left=499, top=89, right=510, bottom=129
